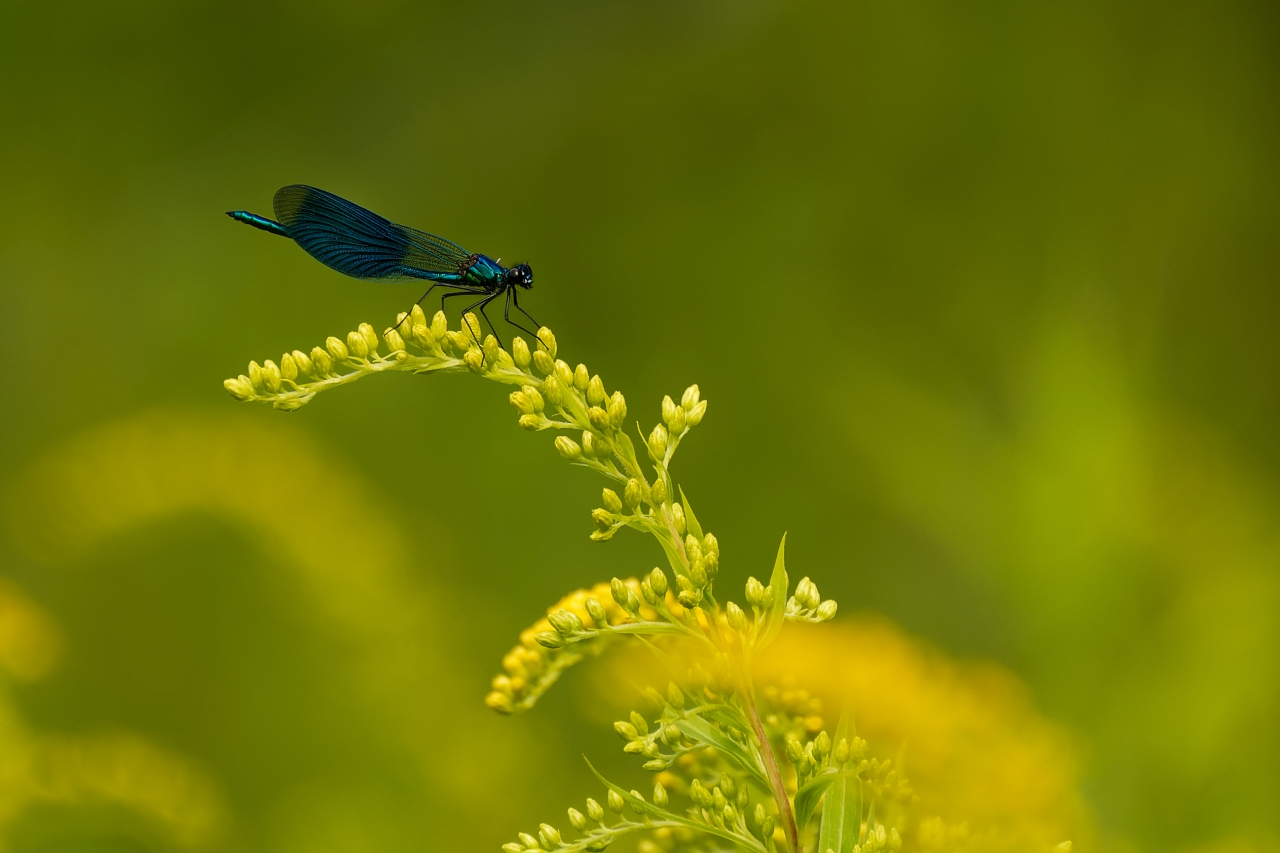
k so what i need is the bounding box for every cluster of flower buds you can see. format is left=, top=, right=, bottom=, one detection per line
left=614, top=704, right=687, bottom=773
left=224, top=321, right=406, bottom=410
left=785, top=576, right=838, bottom=623
left=506, top=781, right=671, bottom=853
left=671, top=531, right=720, bottom=607
left=647, top=385, right=708, bottom=463
left=224, top=308, right=531, bottom=411
left=759, top=685, right=824, bottom=735
left=688, top=774, right=752, bottom=836
left=854, top=823, right=903, bottom=853
left=859, top=756, right=915, bottom=810
left=743, top=576, right=775, bottom=613
left=785, top=728, right=869, bottom=789
left=486, top=579, right=655, bottom=714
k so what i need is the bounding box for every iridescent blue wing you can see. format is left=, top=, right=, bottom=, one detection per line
left=273, top=185, right=473, bottom=281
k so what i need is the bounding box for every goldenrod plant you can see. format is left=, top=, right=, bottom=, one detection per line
left=225, top=308, right=1072, bottom=853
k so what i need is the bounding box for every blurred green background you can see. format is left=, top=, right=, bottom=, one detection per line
left=1, top=0, right=1277, bottom=850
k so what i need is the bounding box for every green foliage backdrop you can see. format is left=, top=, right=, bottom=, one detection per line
left=0, top=1, right=1277, bottom=852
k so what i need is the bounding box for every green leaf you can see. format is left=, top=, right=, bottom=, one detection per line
left=757, top=533, right=789, bottom=650
left=679, top=487, right=704, bottom=540
left=817, top=713, right=862, bottom=853
left=675, top=717, right=769, bottom=787
left=653, top=526, right=688, bottom=579
left=793, top=770, right=860, bottom=833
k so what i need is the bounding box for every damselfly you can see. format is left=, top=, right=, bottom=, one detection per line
left=229, top=185, right=540, bottom=346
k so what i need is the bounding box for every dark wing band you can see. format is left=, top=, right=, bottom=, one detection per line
left=273, top=185, right=472, bottom=281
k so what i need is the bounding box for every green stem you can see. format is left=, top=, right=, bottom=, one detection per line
left=742, top=677, right=799, bottom=853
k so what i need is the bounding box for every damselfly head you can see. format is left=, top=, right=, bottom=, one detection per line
left=507, top=263, right=534, bottom=289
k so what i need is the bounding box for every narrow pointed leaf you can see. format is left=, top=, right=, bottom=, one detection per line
left=757, top=533, right=789, bottom=650
left=675, top=716, right=769, bottom=787
left=655, top=529, right=688, bottom=580
left=794, top=770, right=860, bottom=833
left=817, top=713, right=861, bottom=853
left=679, top=487, right=704, bottom=540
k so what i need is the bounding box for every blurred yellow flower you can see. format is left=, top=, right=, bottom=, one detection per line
left=590, top=614, right=1091, bottom=852
left=0, top=584, right=226, bottom=849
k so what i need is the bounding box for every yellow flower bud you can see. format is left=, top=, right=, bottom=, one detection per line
left=687, top=399, right=708, bottom=426
left=669, top=405, right=687, bottom=434
left=483, top=334, right=501, bottom=365
left=585, top=597, right=608, bottom=627
left=681, top=384, right=700, bottom=410
left=581, top=431, right=598, bottom=458
left=463, top=312, right=482, bottom=341
left=410, top=321, right=432, bottom=348
left=431, top=310, right=449, bottom=339
left=649, top=567, right=668, bottom=596
left=532, top=349, right=555, bottom=375
left=549, top=610, right=584, bottom=636
left=671, top=502, right=686, bottom=536
left=648, top=424, right=669, bottom=459
left=651, top=477, right=668, bottom=505
left=310, top=346, right=332, bottom=375
left=607, top=790, right=624, bottom=813
left=746, top=577, right=766, bottom=607
left=588, top=406, right=611, bottom=431
left=522, top=385, right=545, bottom=412
left=279, top=352, right=298, bottom=382
left=485, top=691, right=514, bottom=713
left=358, top=322, right=379, bottom=355
left=384, top=328, right=406, bottom=352
left=602, top=488, right=623, bottom=514
left=346, top=330, right=369, bottom=359
left=223, top=376, right=254, bottom=401
left=512, top=336, right=531, bottom=369
left=587, top=375, right=606, bottom=406
left=567, top=808, right=586, bottom=831
left=448, top=330, right=473, bottom=353
left=726, top=601, right=747, bottom=629
left=327, top=336, right=349, bottom=362
left=536, top=326, right=556, bottom=358
left=554, top=359, right=574, bottom=387
left=796, top=577, right=821, bottom=610
left=542, top=375, right=565, bottom=406
left=592, top=508, right=614, bottom=529
left=624, top=478, right=643, bottom=508
left=536, top=631, right=564, bottom=649
left=518, top=413, right=541, bottom=430
left=262, top=359, right=283, bottom=392
left=816, top=600, right=838, bottom=621
left=586, top=799, right=604, bottom=822
left=247, top=360, right=264, bottom=390
left=662, top=395, right=678, bottom=425
left=574, top=363, right=590, bottom=392
left=653, top=782, right=668, bottom=806
left=292, top=349, right=313, bottom=377
left=510, top=390, right=535, bottom=415
left=608, top=391, right=626, bottom=428
left=464, top=348, right=485, bottom=372
left=555, top=436, right=582, bottom=460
